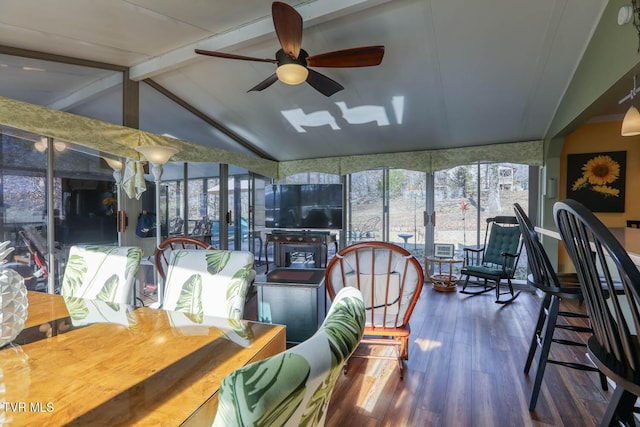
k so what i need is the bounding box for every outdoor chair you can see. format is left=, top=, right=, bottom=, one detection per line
left=513, top=203, right=607, bottom=410
left=212, top=287, right=365, bottom=427
left=460, top=216, right=523, bottom=303
left=555, top=199, right=640, bottom=426
left=352, top=216, right=381, bottom=241
left=324, top=241, right=424, bottom=378
left=168, top=216, right=184, bottom=235
left=61, top=245, right=143, bottom=304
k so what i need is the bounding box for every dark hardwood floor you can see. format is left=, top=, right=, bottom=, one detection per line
left=325, top=285, right=613, bottom=427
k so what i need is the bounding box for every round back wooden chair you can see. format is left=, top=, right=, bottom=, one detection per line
left=325, top=241, right=424, bottom=378
left=154, top=236, right=214, bottom=282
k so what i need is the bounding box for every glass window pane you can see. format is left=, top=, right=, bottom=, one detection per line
left=1, top=134, right=50, bottom=292
left=187, top=178, right=204, bottom=235
left=434, top=165, right=479, bottom=249
left=434, top=162, right=529, bottom=279
left=349, top=170, right=383, bottom=245
left=165, top=180, right=183, bottom=235
left=388, top=169, right=426, bottom=258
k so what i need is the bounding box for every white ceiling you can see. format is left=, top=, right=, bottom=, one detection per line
left=0, top=0, right=610, bottom=163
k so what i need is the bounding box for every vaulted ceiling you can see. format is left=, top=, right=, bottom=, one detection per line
left=0, top=0, right=612, bottom=164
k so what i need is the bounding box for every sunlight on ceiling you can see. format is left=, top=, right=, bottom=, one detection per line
left=281, top=96, right=405, bottom=133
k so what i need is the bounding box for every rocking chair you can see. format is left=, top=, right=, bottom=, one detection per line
left=460, top=216, right=523, bottom=303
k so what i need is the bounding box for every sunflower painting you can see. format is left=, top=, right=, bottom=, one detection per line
left=566, top=151, right=626, bottom=212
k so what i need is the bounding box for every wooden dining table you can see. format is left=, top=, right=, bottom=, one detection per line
left=536, top=226, right=640, bottom=267
left=1, top=291, right=286, bottom=426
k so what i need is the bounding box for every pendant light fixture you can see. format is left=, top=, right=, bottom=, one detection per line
left=620, top=75, right=640, bottom=136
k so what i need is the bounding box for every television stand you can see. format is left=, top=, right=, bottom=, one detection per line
left=265, top=231, right=338, bottom=272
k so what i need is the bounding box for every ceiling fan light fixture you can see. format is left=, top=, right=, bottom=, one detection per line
left=276, top=63, right=308, bottom=85
left=275, top=48, right=309, bottom=85
left=194, top=3, right=382, bottom=96
left=622, top=105, right=640, bottom=136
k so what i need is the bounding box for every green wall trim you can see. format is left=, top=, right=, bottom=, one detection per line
left=548, top=0, right=640, bottom=140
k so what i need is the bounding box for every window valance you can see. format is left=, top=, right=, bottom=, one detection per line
left=278, top=140, right=543, bottom=177
left=0, top=96, right=543, bottom=179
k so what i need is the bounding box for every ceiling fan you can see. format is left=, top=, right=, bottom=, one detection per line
left=194, top=1, right=385, bottom=97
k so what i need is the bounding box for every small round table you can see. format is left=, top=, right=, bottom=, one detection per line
left=398, top=233, right=413, bottom=249
left=426, top=257, right=465, bottom=292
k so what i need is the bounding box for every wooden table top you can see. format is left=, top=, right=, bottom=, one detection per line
left=23, top=290, right=72, bottom=329
left=2, top=292, right=286, bottom=426
left=536, top=226, right=640, bottom=266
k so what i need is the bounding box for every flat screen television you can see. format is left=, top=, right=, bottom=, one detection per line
left=265, top=184, right=343, bottom=230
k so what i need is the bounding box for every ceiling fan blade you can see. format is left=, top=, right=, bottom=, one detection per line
left=306, top=46, right=385, bottom=68
left=248, top=73, right=279, bottom=92
left=306, top=69, right=344, bottom=97
left=272, top=2, right=302, bottom=59
left=195, top=49, right=277, bottom=64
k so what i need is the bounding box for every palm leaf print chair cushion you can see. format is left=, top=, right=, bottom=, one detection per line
left=61, top=245, right=143, bottom=304
left=212, top=287, right=365, bottom=427
left=162, top=249, right=254, bottom=320
left=154, top=236, right=257, bottom=294
left=64, top=297, right=133, bottom=328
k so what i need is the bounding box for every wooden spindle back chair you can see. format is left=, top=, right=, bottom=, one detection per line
left=555, top=199, right=640, bottom=425
left=325, top=241, right=424, bottom=378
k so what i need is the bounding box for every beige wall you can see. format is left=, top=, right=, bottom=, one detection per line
left=560, top=120, right=640, bottom=227
left=556, top=120, right=640, bottom=272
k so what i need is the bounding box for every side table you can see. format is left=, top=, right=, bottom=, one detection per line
left=254, top=268, right=327, bottom=345
left=426, top=257, right=465, bottom=292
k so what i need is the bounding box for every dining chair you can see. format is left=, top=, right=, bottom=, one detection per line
left=513, top=203, right=607, bottom=410
left=460, top=216, right=523, bottom=303
left=159, top=248, right=255, bottom=320
left=555, top=199, right=640, bottom=426
left=212, top=286, right=365, bottom=427
left=154, top=235, right=257, bottom=305
left=324, top=241, right=424, bottom=379
left=61, top=245, right=143, bottom=304
left=154, top=235, right=214, bottom=282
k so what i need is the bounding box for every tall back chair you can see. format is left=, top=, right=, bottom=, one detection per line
left=513, top=203, right=607, bottom=410
left=154, top=235, right=214, bottom=282
left=555, top=199, right=640, bottom=426
left=154, top=236, right=256, bottom=308
left=212, top=287, right=365, bottom=427
left=460, top=216, right=523, bottom=303
left=324, top=241, right=424, bottom=378
left=61, top=245, right=143, bottom=304
left=160, top=248, right=254, bottom=320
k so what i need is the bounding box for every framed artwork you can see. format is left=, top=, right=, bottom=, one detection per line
left=566, top=151, right=626, bottom=213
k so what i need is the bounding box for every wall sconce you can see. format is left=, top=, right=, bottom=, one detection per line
left=135, top=145, right=179, bottom=303
left=618, top=1, right=640, bottom=52
left=619, top=75, right=640, bottom=136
